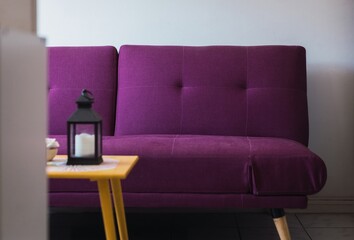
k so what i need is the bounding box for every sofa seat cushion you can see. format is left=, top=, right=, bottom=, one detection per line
left=105, top=135, right=252, bottom=194
left=49, top=135, right=326, bottom=196
left=247, top=137, right=326, bottom=195
left=50, top=135, right=251, bottom=194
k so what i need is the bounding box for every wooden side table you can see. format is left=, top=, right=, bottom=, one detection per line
left=47, top=155, right=138, bottom=240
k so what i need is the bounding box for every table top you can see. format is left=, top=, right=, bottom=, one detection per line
left=47, top=155, right=139, bottom=180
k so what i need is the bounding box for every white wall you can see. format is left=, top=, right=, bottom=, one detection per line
left=37, top=0, right=354, bottom=202
left=1, top=1, right=47, bottom=239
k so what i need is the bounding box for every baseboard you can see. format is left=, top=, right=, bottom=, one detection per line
left=287, top=197, right=354, bottom=213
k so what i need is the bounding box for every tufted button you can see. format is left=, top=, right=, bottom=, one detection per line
left=175, top=81, right=183, bottom=88
left=236, top=83, right=247, bottom=90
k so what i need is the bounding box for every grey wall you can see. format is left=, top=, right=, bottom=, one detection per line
left=37, top=0, right=354, bottom=201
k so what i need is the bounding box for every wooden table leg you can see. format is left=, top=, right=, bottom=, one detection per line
left=97, top=179, right=117, bottom=240
left=111, top=178, right=129, bottom=240
left=271, top=208, right=291, bottom=240
left=273, top=216, right=291, bottom=240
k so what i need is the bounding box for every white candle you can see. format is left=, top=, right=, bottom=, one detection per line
left=75, top=133, right=95, bottom=157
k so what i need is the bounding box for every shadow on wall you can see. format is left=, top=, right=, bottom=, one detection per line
left=307, top=64, right=354, bottom=197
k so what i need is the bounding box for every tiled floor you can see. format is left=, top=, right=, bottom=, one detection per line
left=49, top=209, right=354, bottom=240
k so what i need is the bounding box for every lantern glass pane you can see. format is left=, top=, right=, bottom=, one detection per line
left=74, top=124, right=95, bottom=157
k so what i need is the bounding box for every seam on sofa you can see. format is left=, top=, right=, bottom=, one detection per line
left=246, top=136, right=253, bottom=158
left=49, top=87, right=116, bottom=91
left=246, top=87, right=306, bottom=93
left=245, top=47, right=249, bottom=136
left=179, top=46, right=185, bottom=134
left=170, top=134, right=178, bottom=156
left=246, top=136, right=254, bottom=194
left=112, top=48, right=118, bottom=136
left=118, top=85, right=241, bottom=89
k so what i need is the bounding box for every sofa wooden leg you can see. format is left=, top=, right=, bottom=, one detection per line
left=271, top=208, right=291, bottom=240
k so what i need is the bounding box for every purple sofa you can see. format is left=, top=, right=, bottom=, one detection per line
left=48, top=45, right=326, bottom=238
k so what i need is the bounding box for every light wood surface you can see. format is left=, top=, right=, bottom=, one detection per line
left=111, top=179, right=129, bottom=240
left=273, top=216, right=291, bottom=240
left=97, top=180, right=117, bottom=240
left=47, top=155, right=138, bottom=179
left=47, top=155, right=138, bottom=240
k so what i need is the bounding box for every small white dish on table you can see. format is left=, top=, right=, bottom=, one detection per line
left=46, top=138, right=59, bottom=161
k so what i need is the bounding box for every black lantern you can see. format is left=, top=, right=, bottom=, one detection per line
left=67, top=89, right=103, bottom=165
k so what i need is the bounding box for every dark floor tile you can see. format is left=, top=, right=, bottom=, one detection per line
left=289, top=228, right=312, bottom=240
left=237, top=212, right=274, bottom=227
left=127, top=212, right=175, bottom=227
left=49, top=210, right=354, bottom=240
left=49, top=226, right=71, bottom=240
left=128, top=226, right=172, bottom=240
left=297, top=213, right=354, bottom=228
left=50, top=224, right=106, bottom=240
left=176, top=227, right=240, bottom=240
left=239, top=227, right=310, bottom=240
left=237, top=212, right=301, bottom=228
left=239, top=227, right=279, bottom=240
left=50, top=211, right=103, bottom=226
left=306, top=228, right=354, bottom=240
left=50, top=211, right=106, bottom=240
left=70, top=226, right=106, bottom=240
left=171, top=212, right=237, bottom=227
left=283, top=214, right=303, bottom=228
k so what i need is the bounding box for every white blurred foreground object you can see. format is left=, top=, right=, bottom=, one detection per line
left=46, top=138, right=59, bottom=161
left=0, top=28, right=47, bottom=240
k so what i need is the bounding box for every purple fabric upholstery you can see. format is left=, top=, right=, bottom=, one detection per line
left=104, top=135, right=250, bottom=194
left=50, top=135, right=250, bottom=194
left=248, top=137, right=326, bottom=195
left=117, top=45, right=308, bottom=145
left=50, top=135, right=325, bottom=196
left=105, top=136, right=325, bottom=196
left=48, top=45, right=327, bottom=209
left=48, top=46, right=118, bottom=136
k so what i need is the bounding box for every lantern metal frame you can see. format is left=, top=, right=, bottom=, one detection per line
left=67, top=89, right=103, bottom=165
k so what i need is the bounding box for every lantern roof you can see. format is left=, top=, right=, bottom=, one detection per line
left=67, top=89, right=102, bottom=123
left=68, top=108, right=102, bottom=123
left=76, top=89, right=94, bottom=108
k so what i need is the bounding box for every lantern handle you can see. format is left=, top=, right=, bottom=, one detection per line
left=81, top=89, right=94, bottom=101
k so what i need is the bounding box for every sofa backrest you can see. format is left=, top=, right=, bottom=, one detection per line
left=48, top=46, right=118, bottom=136
left=116, top=45, right=309, bottom=145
